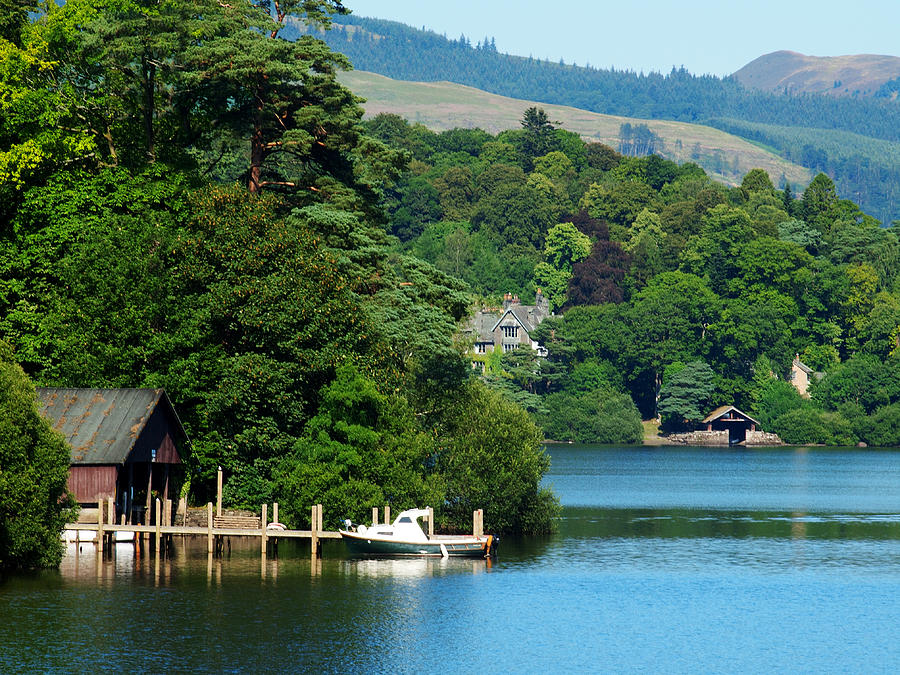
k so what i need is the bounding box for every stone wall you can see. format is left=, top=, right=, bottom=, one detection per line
left=745, top=430, right=783, bottom=446
left=667, top=430, right=729, bottom=445
left=665, top=430, right=784, bottom=446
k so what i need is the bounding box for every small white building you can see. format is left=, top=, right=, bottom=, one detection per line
left=789, top=354, right=822, bottom=398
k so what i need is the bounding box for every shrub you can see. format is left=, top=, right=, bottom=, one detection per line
left=771, top=407, right=832, bottom=445
left=0, top=343, right=76, bottom=569
left=862, top=404, right=900, bottom=447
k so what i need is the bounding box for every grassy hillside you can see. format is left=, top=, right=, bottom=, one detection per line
left=733, top=51, right=900, bottom=98
left=341, top=70, right=813, bottom=188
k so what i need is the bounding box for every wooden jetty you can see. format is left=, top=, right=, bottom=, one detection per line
left=64, top=468, right=483, bottom=559
left=64, top=499, right=481, bottom=559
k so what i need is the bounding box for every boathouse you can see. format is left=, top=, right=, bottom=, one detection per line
left=702, top=405, right=762, bottom=445
left=667, top=405, right=782, bottom=446
left=36, top=388, right=187, bottom=524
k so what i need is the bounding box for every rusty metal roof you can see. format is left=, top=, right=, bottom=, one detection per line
left=35, top=388, right=187, bottom=465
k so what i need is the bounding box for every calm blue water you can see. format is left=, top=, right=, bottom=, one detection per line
left=3, top=446, right=900, bottom=673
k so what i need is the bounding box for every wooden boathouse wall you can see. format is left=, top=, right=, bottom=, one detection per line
left=36, top=387, right=188, bottom=519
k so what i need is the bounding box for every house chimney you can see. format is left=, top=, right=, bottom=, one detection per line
left=535, top=288, right=549, bottom=319
left=502, top=292, right=513, bottom=310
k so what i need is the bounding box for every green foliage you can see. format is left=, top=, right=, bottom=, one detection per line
left=540, top=390, right=642, bottom=444
left=437, top=380, right=559, bottom=534
left=0, top=342, right=76, bottom=569
left=533, top=221, right=591, bottom=309
left=657, top=360, right=716, bottom=429
left=752, top=378, right=805, bottom=430
left=518, top=107, right=557, bottom=166
left=814, top=354, right=900, bottom=414
left=770, top=407, right=855, bottom=446
left=863, top=404, right=900, bottom=447
left=276, top=365, right=440, bottom=529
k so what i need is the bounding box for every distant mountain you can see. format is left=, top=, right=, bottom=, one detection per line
left=733, top=51, right=900, bottom=99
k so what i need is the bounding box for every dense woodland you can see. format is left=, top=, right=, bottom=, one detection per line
left=0, top=0, right=559, bottom=564
left=362, top=110, right=900, bottom=447
left=306, top=16, right=900, bottom=226
left=4, top=1, right=900, bottom=567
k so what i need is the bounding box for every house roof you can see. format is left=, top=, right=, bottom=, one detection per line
left=36, top=388, right=187, bottom=465
left=491, top=305, right=541, bottom=334
left=702, top=405, right=760, bottom=426
left=792, top=356, right=814, bottom=374
left=469, top=309, right=500, bottom=342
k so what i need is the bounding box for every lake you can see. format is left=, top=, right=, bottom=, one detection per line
left=4, top=445, right=900, bottom=673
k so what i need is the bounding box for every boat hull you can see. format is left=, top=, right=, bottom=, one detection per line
left=341, top=532, right=492, bottom=557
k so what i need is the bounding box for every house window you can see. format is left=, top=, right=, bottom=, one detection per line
left=502, top=343, right=517, bottom=353
left=501, top=325, right=519, bottom=339
left=475, top=343, right=487, bottom=354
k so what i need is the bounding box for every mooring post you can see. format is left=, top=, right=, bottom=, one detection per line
left=97, top=500, right=104, bottom=554
left=207, top=502, right=213, bottom=554
left=310, top=504, right=319, bottom=558
left=372, top=507, right=378, bottom=526
left=261, top=503, right=268, bottom=556
left=107, top=496, right=114, bottom=550
left=155, top=498, right=162, bottom=554
left=427, top=506, right=434, bottom=537
left=216, top=466, right=223, bottom=518
left=272, top=502, right=279, bottom=557
left=317, top=503, right=323, bottom=534
left=165, top=499, right=172, bottom=527
left=384, top=505, right=391, bottom=525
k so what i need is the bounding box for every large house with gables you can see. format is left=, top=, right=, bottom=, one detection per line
left=464, top=291, right=551, bottom=366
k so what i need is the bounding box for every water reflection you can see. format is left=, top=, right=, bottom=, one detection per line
left=58, top=536, right=495, bottom=584
left=340, top=556, right=491, bottom=579
left=561, top=506, right=900, bottom=541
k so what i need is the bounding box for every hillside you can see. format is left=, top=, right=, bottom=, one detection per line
left=733, top=51, right=900, bottom=99
left=341, top=70, right=813, bottom=188
left=305, top=15, right=900, bottom=224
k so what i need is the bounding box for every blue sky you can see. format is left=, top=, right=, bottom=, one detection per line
left=352, top=1, right=900, bottom=76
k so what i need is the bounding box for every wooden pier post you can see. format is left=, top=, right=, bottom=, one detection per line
left=427, top=506, right=434, bottom=537
left=473, top=509, right=483, bottom=537
left=207, top=502, right=214, bottom=554
left=384, top=505, right=390, bottom=525
left=272, top=502, right=279, bottom=557
left=261, top=503, right=268, bottom=556
left=317, top=503, right=323, bottom=534
left=107, top=496, right=114, bottom=550
left=216, top=466, right=223, bottom=518
left=372, top=506, right=378, bottom=526
left=97, top=500, right=104, bottom=554
left=155, top=498, right=162, bottom=554
left=310, top=504, right=319, bottom=558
